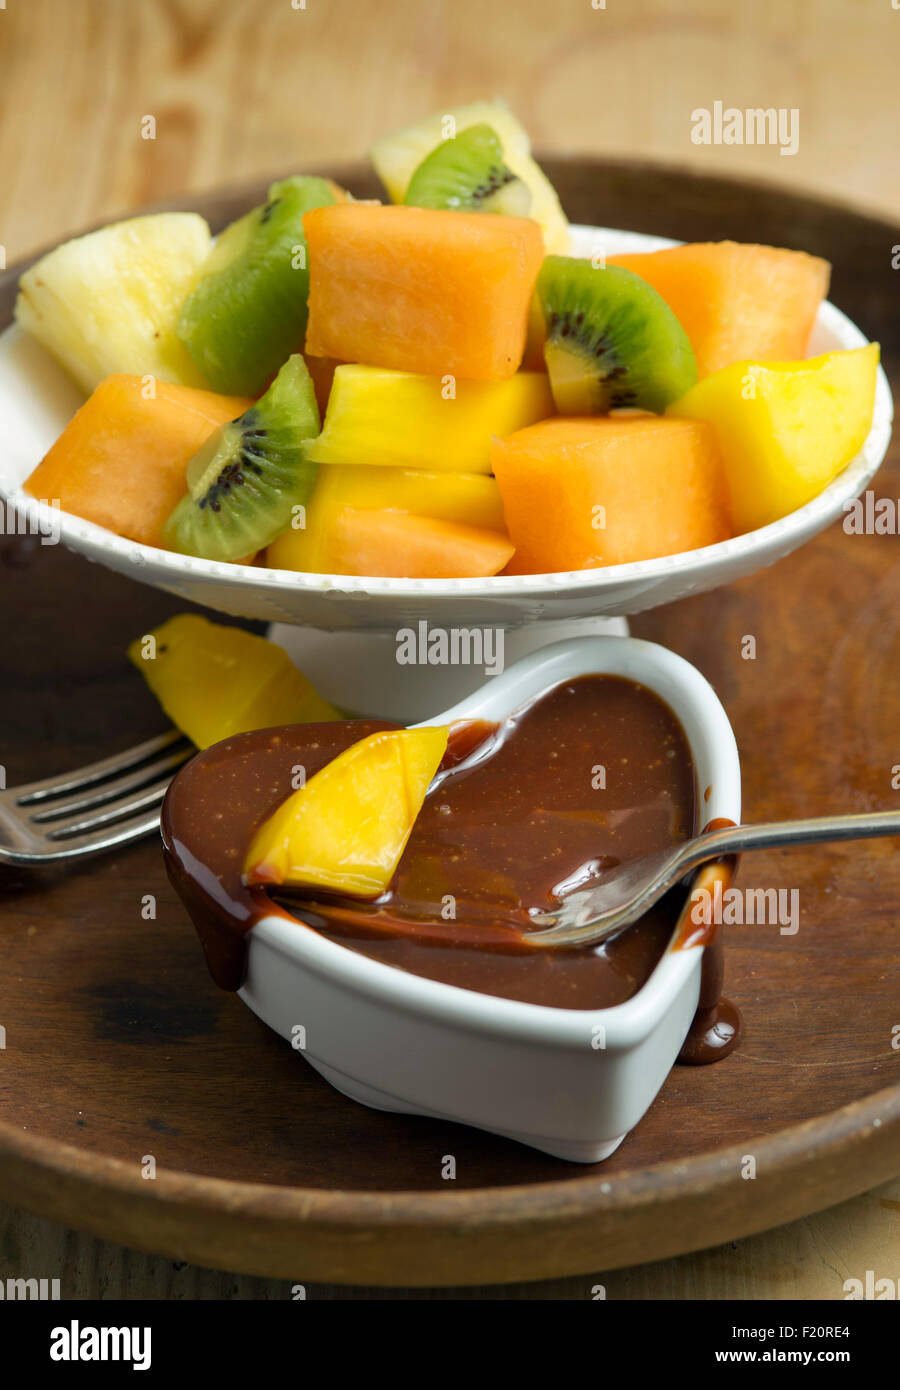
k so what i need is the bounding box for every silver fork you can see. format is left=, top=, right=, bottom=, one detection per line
left=0, top=730, right=193, bottom=867
left=526, top=809, right=900, bottom=948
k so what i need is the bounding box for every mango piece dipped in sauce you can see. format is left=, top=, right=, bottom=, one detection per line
left=243, top=726, right=449, bottom=896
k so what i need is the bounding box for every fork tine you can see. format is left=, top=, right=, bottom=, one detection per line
left=41, top=781, right=173, bottom=841
left=28, top=744, right=192, bottom=823
left=13, top=807, right=166, bottom=863
left=11, top=730, right=191, bottom=805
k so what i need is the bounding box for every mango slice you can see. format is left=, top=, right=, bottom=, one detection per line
left=667, top=345, right=879, bottom=533
left=244, top=726, right=449, bottom=895
left=129, top=614, right=340, bottom=749
left=267, top=463, right=506, bottom=574
left=308, top=365, right=553, bottom=474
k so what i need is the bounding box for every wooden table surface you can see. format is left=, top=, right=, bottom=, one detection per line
left=0, top=0, right=898, bottom=1299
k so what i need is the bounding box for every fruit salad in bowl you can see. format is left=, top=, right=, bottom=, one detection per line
left=0, top=99, right=890, bottom=633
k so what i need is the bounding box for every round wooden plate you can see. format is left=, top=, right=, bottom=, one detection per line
left=0, top=161, right=897, bottom=1287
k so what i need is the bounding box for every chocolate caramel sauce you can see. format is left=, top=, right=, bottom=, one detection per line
left=161, top=676, right=741, bottom=1063
left=673, top=818, right=742, bottom=1063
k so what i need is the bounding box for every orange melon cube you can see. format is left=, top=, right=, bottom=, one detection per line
left=608, top=242, right=830, bottom=378
left=303, top=204, right=544, bottom=381
left=25, top=375, right=251, bottom=549
left=492, top=417, right=731, bottom=572
left=329, top=509, right=514, bottom=578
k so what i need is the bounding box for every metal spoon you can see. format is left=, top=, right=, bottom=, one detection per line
left=526, top=809, right=900, bottom=948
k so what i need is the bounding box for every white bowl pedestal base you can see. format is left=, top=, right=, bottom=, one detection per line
left=268, top=615, right=630, bottom=721
left=306, top=1056, right=627, bottom=1163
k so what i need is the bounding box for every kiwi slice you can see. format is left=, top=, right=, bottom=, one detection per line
left=536, top=256, right=698, bottom=414
left=404, top=124, right=532, bottom=217
left=163, top=355, right=320, bottom=562
left=177, top=175, right=339, bottom=396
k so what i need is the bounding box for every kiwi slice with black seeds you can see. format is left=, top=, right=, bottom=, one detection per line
left=163, top=355, right=320, bottom=563
left=177, top=175, right=340, bottom=397
left=404, top=124, right=532, bottom=217
left=536, top=255, right=698, bottom=415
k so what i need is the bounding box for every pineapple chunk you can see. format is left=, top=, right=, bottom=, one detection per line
left=308, top=365, right=554, bottom=474
left=668, top=345, right=880, bottom=532
left=128, top=614, right=340, bottom=749
left=267, top=463, right=505, bottom=573
left=15, top=213, right=213, bottom=393
left=244, top=726, right=449, bottom=895
left=370, top=100, right=570, bottom=254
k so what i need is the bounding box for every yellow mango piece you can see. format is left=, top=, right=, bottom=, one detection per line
left=267, top=462, right=505, bottom=573
left=244, top=726, right=449, bottom=895
left=667, top=345, right=880, bottom=533
left=129, top=614, right=340, bottom=749
left=307, top=364, right=554, bottom=474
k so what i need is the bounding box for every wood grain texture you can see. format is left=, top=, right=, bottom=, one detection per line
left=1, top=0, right=899, bottom=268
left=0, top=159, right=898, bottom=1289
left=2, top=1174, right=899, bottom=1299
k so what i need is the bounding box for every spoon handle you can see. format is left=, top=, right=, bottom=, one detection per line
left=529, top=808, right=900, bottom=948
left=683, top=808, right=900, bottom=874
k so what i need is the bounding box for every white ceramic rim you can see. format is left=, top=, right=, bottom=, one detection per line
left=0, top=225, right=892, bottom=602
left=245, top=634, right=741, bottom=1049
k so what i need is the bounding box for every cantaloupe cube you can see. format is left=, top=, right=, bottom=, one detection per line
left=608, top=242, right=830, bottom=378
left=303, top=204, right=544, bottom=380
left=329, top=509, right=514, bottom=578
left=25, top=375, right=251, bottom=548
left=267, top=464, right=505, bottom=574
left=492, top=417, right=731, bottom=572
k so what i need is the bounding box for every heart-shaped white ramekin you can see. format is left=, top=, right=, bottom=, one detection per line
left=237, top=634, right=741, bottom=1163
